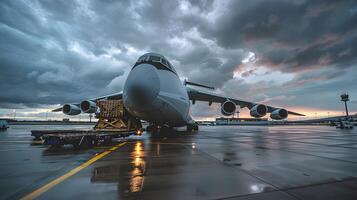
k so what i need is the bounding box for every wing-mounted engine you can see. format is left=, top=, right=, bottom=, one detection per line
left=80, top=100, right=97, bottom=113
left=250, top=104, right=267, bottom=118
left=221, top=100, right=236, bottom=116
left=62, top=104, right=81, bottom=115
left=270, top=109, right=288, bottom=120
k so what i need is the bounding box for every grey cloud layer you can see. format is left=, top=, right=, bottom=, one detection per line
left=0, top=0, right=356, bottom=116
left=206, top=0, right=357, bottom=73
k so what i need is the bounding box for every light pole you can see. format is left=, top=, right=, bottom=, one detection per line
left=340, top=93, right=349, bottom=117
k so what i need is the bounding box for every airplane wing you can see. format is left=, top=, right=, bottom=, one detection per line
left=89, top=92, right=123, bottom=101
left=186, top=87, right=305, bottom=116
left=52, top=107, right=64, bottom=112
left=51, top=92, right=123, bottom=112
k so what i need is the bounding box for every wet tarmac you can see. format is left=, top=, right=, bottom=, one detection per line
left=1, top=125, right=357, bottom=200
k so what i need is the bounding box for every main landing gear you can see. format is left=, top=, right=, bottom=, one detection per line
left=187, top=122, right=199, bottom=133
left=146, top=122, right=199, bottom=137
left=146, top=124, right=172, bottom=137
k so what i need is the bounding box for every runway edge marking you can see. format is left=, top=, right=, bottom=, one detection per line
left=20, top=142, right=127, bottom=200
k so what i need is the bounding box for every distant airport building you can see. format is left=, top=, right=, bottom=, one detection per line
left=216, top=117, right=268, bottom=122
left=291, top=113, right=356, bottom=125
left=215, top=117, right=269, bottom=125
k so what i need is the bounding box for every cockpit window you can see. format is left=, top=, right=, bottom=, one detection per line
left=161, top=58, right=168, bottom=67
left=137, top=55, right=147, bottom=63
left=167, top=61, right=172, bottom=68
left=133, top=54, right=177, bottom=76
left=150, top=56, right=161, bottom=62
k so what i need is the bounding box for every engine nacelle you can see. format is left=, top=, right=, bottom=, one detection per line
left=62, top=104, right=81, bottom=115
left=221, top=100, right=236, bottom=116
left=250, top=104, right=267, bottom=118
left=270, top=109, right=288, bottom=120
left=80, top=100, right=97, bottom=113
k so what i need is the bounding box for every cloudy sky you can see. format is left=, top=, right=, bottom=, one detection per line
left=1, top=0, right=357, bottom=120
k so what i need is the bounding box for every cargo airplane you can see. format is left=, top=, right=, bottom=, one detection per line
left=53, top=53, right=304, bottom=132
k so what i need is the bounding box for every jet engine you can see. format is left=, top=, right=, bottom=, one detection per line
left=62, top=104, right=81, bottom=115
left=80, top=100, right=97, bottom=113
left=221, top=100, right=236, bottom=116
left=250, top=104, right=267, bottom=118
left=270, top=109, right=288, bottom=120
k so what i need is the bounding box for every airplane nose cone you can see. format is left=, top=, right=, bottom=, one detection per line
left=124, top=64, right=160, bottom=109
left=128, top=83, right=155, bottom=105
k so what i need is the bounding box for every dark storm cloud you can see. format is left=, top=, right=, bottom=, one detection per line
left=205, top=0, right=357, bottom=73
left=0, top=0, right=356, bottom=117
left=0, top=0, right=131, bottom=107
left=0, top=0, right=245, bottom=109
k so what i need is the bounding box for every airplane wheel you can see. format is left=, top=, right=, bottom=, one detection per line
left=187, top=123, right=199, bottom=133
left=149, top=125, right=160, bottom=137
left=193, top=123, right=199, bottom=131
left=146, top=125, right=153, bottom=133
left=149, top=125, right=172, bottom=137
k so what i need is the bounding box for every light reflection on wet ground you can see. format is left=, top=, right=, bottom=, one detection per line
left=130, top=142, right=145, bottom=193
left=1, top=125, right=357, bottom=199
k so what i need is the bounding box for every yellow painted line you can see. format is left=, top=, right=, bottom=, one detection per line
left=93, top=146, right=111, bottom=149
left=109, top=146, right=119, bottom=151
left=31, top=141, right=44, bottom=144
left=20, top=142, right=127, bottom=200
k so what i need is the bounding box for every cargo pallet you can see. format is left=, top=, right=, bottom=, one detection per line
left=31, top=129, right=140, bottom=149
left=31, top=100, right=142, bottom=149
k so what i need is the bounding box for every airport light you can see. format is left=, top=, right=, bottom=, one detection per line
left=135, top=129, right=142, bottom=136
left=340, top=93, right=350, bottom=117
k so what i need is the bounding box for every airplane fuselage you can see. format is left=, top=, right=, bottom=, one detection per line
left=123, top=53, right=191, bottom=126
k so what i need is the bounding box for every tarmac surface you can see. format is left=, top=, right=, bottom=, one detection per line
left=1, top=125, right=357, bottom=200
